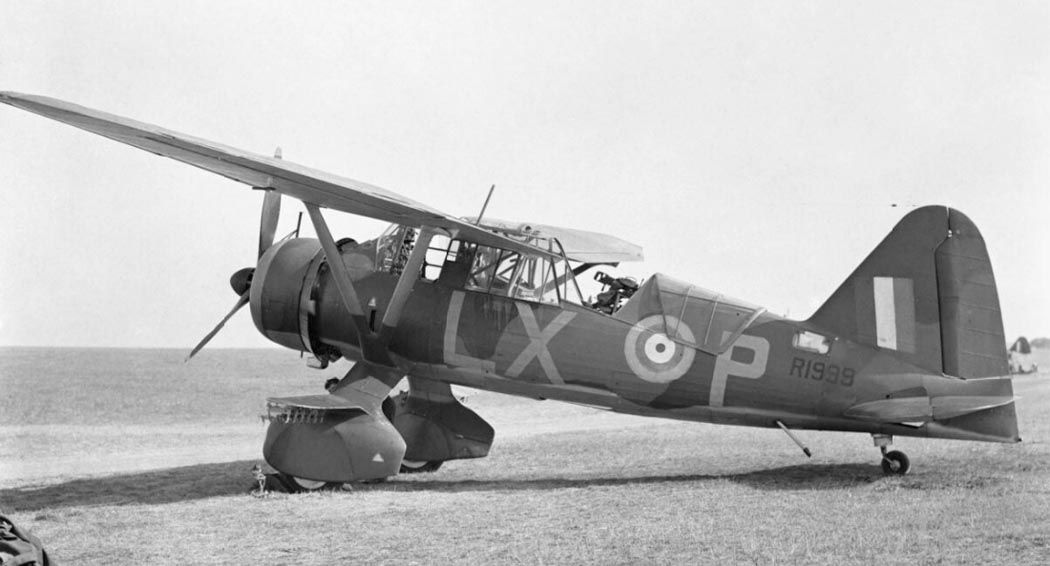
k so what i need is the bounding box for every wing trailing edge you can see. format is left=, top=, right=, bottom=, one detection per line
left=468, top=216, right=644, bottom=264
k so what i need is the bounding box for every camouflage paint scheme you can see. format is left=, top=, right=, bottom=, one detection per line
left=255, top=205, right=1018, bottom=456
left=0, top=92, right=1019, bottom=485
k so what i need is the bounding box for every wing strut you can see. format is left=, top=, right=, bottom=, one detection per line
left=378, top=227, right=437, bottom=342
left=305, top=203, right=447, bottom=365
left=304, top=203, right=387, bottom=362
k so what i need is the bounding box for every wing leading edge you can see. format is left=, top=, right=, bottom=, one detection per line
left=0, top=91, right=557, bottom=260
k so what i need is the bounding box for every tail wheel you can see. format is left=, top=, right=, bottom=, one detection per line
left=400, top=460, right=443, bottom=474
left=880, top=450, right=910, bottom=475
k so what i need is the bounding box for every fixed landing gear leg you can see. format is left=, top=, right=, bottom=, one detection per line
left=873, top=434, right=910, bottom=475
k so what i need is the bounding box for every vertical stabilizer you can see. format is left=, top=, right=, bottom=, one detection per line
left=808, top=206, right=1008, bottom=379
left=808, top=206, right=948, bottom=374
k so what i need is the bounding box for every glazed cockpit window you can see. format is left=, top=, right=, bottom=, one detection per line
left=376, top=224, right=584, bottom=305
left=793, top=330, right=831, bottom=354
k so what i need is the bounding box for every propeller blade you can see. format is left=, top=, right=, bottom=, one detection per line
left=257, top=147, right=284, bottom=256
left=185, top=291, right=250, bottom=362
left=194, top=146, right=282, bottom=362
left=258, top=189, right=282, bottom=257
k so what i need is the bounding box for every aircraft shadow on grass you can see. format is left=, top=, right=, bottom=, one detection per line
left=384, top=463, right=886, bottom=494
left=0, top=461, right=889, bottom=512
left=0, top=460, right=262, bottom=512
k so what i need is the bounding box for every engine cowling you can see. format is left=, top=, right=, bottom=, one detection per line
left=250, top=238, right=322, bottom=352
left=249, top=237, right=380, bottom=360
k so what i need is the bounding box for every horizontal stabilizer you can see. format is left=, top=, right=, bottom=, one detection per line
left=844, top=395, right=1015, bottom=422
left=266, top=394, right=367, bottom=412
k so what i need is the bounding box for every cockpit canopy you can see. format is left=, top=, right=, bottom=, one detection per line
left=374, top=224, right=585, bottom=305
left=613, top=273, right=766, bottom=355
left=453, top=241, right=582, bottom=304
left=374, top=226, right=763, bottom=347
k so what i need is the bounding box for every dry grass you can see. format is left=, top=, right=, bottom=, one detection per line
left=2, top=349, right=1050, bottom=565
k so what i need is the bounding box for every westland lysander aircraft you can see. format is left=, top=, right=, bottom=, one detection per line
left=2, top=93, right=1020, bottom=489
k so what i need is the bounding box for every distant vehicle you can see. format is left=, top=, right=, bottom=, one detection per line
left=1009, top=337, right=1038, bottom=374
left=0, top=92, right=1022, bottom=486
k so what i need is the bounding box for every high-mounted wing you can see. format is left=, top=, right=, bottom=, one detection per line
left=468, top=217, right=644, bottom=264
left=0, top=92, right=557, bottom=260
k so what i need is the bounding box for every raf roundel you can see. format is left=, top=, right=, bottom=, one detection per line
left=624, top=315, right=696, bottom=383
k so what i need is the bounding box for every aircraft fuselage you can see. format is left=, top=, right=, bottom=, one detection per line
left=263, top=238, right=1015, bottom=445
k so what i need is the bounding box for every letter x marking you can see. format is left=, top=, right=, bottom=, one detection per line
left=506, top=304, right=576, bottom=384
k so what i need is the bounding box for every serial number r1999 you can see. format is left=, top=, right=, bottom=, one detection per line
left=790, top=357, right=855, bottom=386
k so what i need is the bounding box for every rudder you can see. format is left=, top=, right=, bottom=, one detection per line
left=935, top=209, right=1008, bottom=377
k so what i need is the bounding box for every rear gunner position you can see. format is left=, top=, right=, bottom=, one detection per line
left=1, top=92, right=1020, bottom=487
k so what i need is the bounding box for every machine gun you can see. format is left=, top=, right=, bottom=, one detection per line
left=591, top=271, right=639, bottom=314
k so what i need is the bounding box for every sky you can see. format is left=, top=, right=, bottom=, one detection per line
left=0, top=1, right=1047, bottom=349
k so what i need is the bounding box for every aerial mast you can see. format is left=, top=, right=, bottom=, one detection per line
left=474, top=184, right=496, bottom=225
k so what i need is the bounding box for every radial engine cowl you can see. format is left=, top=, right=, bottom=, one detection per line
left=250, top=238, right=321, bottom=351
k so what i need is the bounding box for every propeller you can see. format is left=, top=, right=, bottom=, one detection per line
left=185, top=148, right=283, bottom=361
left=185, top=291, right=250, bottom=361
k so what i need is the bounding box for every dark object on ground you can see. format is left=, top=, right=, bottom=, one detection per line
left=0, top=512, right=54, bottom=565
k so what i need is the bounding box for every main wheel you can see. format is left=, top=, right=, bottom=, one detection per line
left=382, top=395, right=398, bottom=421
left=278, top=473, right=341, bottom=492
left=880, top=450, right=910, bottom=475
left=399, top=460, right=444, bottom=474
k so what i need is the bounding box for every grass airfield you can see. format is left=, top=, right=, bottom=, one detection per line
left=2, top=348, right=1049, bottom=565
